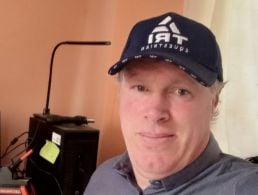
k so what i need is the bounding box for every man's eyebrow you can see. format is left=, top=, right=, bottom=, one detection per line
left=122, top=67, right=141, bottom=78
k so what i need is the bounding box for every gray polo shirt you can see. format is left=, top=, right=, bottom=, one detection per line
left=84, top=136, right=258, bottom=195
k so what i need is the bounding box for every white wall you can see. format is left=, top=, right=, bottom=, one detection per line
left=184, top=0, right=258, bottom=158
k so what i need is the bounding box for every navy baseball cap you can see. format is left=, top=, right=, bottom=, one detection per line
left=108, top=12, right=223, bottom=86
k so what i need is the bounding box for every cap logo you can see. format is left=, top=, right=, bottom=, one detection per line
left=141, top=16, right=189, bottom=54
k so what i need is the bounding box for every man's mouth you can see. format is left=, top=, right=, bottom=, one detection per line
left=138, top=132, right=176, bottom=143
left=139, top=132, right=174, bottom=138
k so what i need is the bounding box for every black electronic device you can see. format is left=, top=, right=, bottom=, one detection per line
left=26, top=116, right=99, bottom=195
left=25, top=40, right=110, bottom=195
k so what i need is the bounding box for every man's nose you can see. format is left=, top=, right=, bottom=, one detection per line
left=143, top=94, right=170, bottom=123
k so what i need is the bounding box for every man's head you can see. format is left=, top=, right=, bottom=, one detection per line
left=108, top=12, right=224, bottom=188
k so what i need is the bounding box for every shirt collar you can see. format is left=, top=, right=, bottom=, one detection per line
left=113, top=134, right=222, bottom=191
left=161, top=134, right=222, bottom=190
left=113, top=153, right=132, bottom=176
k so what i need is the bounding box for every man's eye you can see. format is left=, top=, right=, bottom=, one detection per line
left=133, top=85, right=148, bottom=92
left=175, top=88, right=190, bottom=96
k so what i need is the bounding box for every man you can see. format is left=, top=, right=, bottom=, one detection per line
left=84, top=12, right=258, bottom=194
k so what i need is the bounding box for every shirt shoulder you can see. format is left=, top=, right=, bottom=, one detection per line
left=235, top=171, right=258, bottom=195
left=85, top=154, right=122, bottom=185
left=83, top=153, right=137, bottom=195
left=214, top=154, right=258, bottom=194
left=221, top=153, right=258, bottom=171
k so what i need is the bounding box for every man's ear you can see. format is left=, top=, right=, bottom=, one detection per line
left=212, top=82, right=225, bottom=109
left=213, top=93, right=220, bottom=108
left=210, top=94, right=220, bottom=120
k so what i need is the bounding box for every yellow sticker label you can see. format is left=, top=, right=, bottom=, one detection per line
left=39, top=140, right=60, bottom=164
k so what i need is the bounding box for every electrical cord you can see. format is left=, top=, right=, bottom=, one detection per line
left=0, top=132, right=28, bottom=160
left=1, top=142, right=27, bottom=160
left=10, top=143, right=29, bottom=163
left=28, top=157, right=63, bottom=195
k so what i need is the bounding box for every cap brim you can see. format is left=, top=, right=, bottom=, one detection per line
left=108, top=52, right=217, bottom=86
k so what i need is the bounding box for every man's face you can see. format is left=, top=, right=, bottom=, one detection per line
left=119, top=60, right=218, bottom=182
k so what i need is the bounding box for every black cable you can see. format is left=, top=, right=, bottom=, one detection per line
left=15, top=131, right=29, bottom=139
left=1, top=142, right=27, bottom=161
left=0, top=144, right=13, bottom=159
left=0, top=131, right=28, bottom=159
left=10, top=143, right=29, bottom=164
left=28, top=157, right=63, bottom=195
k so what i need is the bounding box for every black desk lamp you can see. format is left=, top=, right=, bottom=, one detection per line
left=35, top=41, right=111, bottom=124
